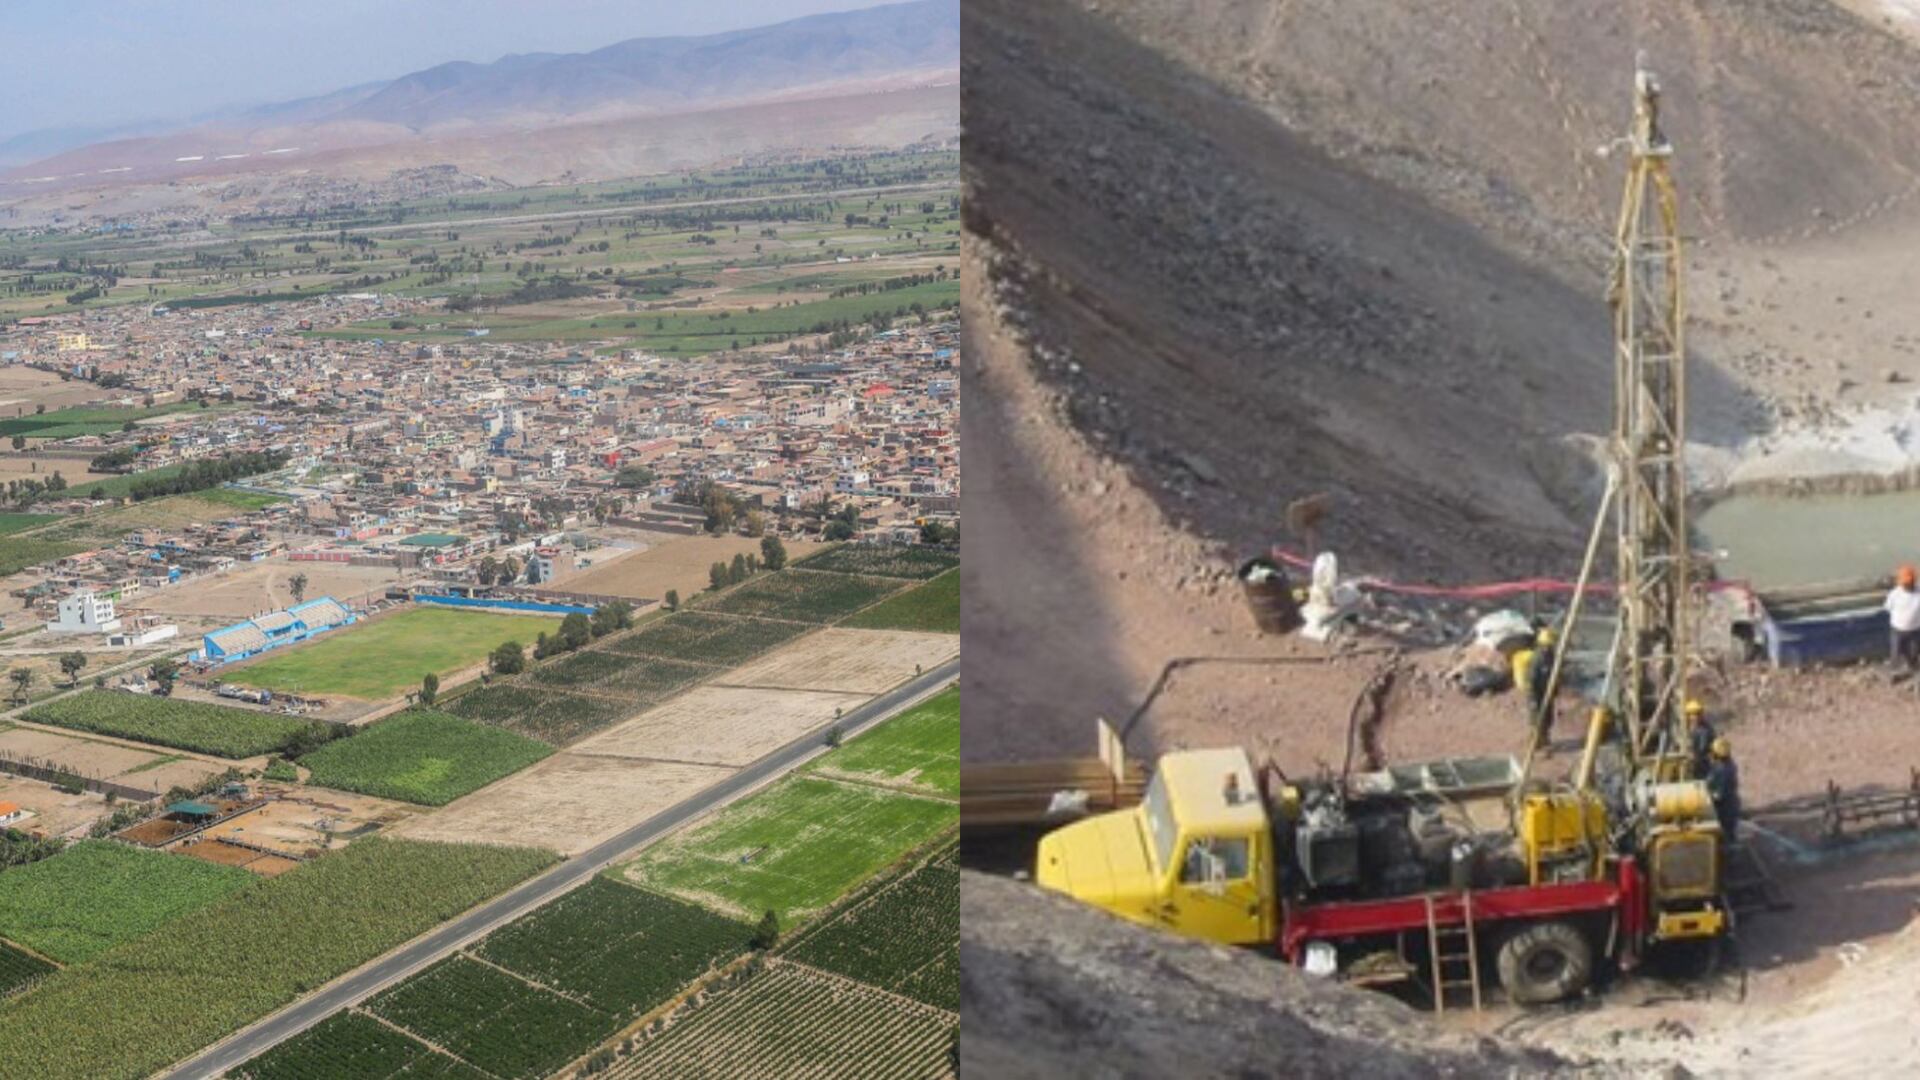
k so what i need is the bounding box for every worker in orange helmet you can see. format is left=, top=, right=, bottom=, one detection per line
left=1886, top=564, right=1920, bottom=676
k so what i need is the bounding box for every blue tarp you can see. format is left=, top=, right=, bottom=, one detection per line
left=414, top=594, right=594, bottom=616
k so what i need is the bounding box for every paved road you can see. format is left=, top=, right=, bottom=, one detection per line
left=162, top=659, right=959, bottom=1079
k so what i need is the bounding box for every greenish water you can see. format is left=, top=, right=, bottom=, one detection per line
left=1695, top=491, right=1920, bottom=588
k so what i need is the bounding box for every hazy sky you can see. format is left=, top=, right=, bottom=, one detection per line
left=2, top=1, right=897, bottom=142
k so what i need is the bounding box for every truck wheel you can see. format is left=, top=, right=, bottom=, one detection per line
left=1497, top=921, right=1592, bottom=1005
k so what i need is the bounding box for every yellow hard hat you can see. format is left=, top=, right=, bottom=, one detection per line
left=1537, top=627, right=1557, bottom=646
left=1685, top=699, right=1705, bottom=717
left=1711, top=736, right=1731, bottom=759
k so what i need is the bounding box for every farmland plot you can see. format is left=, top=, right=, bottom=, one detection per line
left=296, top=709, right=553, bottom=806
left=475, top=878, right=747, bottom=1016
left=532, top=650, right=713, bottom=704
left=446, top=684, right=630, bottom=745
left=230, top=1010, right=484, bottom=1080
left=784, top=843, right=960, bottom=1009
left=572, top=686, right=858, bottom=769
left=604, top=611, right=812, bottom=667
left=842, top=568, right=960, bottom=634
left=623, top=777, right=957, bottom=922
left=23, top=691, right=313, bottom=758
left=703, top=570, right=904, bottom=623
left=0, top=942, right=53, bottom=999
left=0, top=838, right=557, bottom=1080
left=794, top=544, right=959, bottom=580
left=809, top=686, right=959, bottom=796
left=0, top=840, right=252, bottom=964
left=607, top=961, right=955, bottom=1080
left=367, top=954, right=613, bottom=1080
left=717, top=628, right=959, bottom=696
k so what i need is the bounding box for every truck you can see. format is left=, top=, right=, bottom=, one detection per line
left=1036, top=730, right=1725, bottom=1007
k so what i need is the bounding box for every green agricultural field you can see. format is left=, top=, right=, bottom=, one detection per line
left=795, top=544, right=960, bottom=580
left=622, top=777, right=956, bottom=923
left=0, top=537, right=85, bottom=575
left=0, top=838, right=558, bottom=1080
left=446, top=684, right=631, bottom=745
left=367, top=954, right=613, bottom=1080
left=703, top=570, right=904, bottom=624
left=231, top=1011, right=484, bottom=1080
left=0, top=402, right=209, bottom=440
left=532, top=650, right=713, bottom=703
left=809, top=687, right=959, bottom=797
left=23, top=692, right=316, bottom=758
left=0, top=841, right=253, bottom=964
left=0, top=513, right=58, bottom=536
left=841, top=568, right=959, bottom=633
left=228, top=607, right=559, bottom=700
left=604, top=611, right=811, bottom=666
left=784, top=842, right=959, bottom=1010
left=296, top=709, right=553, bottom=806
left=608, top=961, right=955, bottom=1080
left=475, top=878, right=748, bottom=1016
left=0, top=941, right=55, bottom=999
left=194, top=488, right=286, bottom=511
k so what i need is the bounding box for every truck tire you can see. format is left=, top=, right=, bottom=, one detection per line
left=1497, top=921, right=1592, bottom=1005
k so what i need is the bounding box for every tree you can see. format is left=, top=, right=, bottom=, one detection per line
left=287, top=572, right=309, bottom=605
left=533, top=631, right=553, bottom=660
left=590, top=600, right=633, bottom=638
left=614, top=464, right=655, bottom=489
left=7, top=668, right=30, bottom=705
left=419, top=672, right=439, bottom=706
left=477, top=555, right=499, bottom=586
left=490, top=640, right=525, bottom=675
left=761, top=535, right=787, bottom=571
left=664, top=589, right=680, bottom=612
left=824, top=519, right=855, bottom=542
left=751, top=909, right=780, bottom=951
left=729, top=553, right=749, bottom=584
left=148, top=658, right=179, bottom=696
left=744, top=509, right=766, bottom=537
left=559, top=612, right=592, bottom=651
left=58, top=651, right=86, bottom=688
left=709, top=562, right=729, bottom=591
left=7, top=436, right=21, bottom=452
left=499, top=555, right=520, bottom=584
left=920, top=520, right=954, bottom=545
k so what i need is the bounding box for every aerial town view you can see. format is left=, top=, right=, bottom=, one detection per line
left=0, top=2, right=958, bottom=1078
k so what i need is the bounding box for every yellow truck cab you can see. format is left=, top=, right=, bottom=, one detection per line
left=1035, top=747, right=1276, bottom=946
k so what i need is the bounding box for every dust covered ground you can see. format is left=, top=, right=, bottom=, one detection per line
left=556, top=533, right=824, bottom=603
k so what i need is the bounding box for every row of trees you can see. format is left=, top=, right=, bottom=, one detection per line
left=481, top=600, right=637, bottom=677
left=705, top=536, right=789, bottom=592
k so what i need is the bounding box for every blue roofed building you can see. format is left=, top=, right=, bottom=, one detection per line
left=197, top=596, right=356, bottom=664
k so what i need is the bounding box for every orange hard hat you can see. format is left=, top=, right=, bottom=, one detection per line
left=1901, top=565, right=1917, bottom=587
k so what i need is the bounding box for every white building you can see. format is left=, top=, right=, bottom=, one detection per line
left=48, top=590, right=122, bottom=635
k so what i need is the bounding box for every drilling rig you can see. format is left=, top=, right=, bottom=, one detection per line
left=1029, top=63, right=1728, bottom=1010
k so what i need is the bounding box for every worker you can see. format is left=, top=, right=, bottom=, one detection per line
left=1526, top=626, right=1560, bottom=745
left=1685, top=699, right=1716, bottom=780
left=1888, top=564, right=1920, bottom=675
left=1704, top=736, right=1740, bottom=843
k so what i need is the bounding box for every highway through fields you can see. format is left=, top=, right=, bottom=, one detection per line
left=161, top=657, right=959, bottom=1079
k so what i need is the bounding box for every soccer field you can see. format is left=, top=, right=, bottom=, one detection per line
left=227, top=607, right=560, bottom=700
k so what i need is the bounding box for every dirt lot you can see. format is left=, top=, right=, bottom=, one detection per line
left=196, top=787, right=416, bottom=856
left=557, top=533, right=823, bottom=605
left=571, top=686, right=863, bottom=769
left=714, top=628, right=960, bottom=696
left=132, top=558, right=404, bottom=621
left=0, top=368, right=104, bottom=414
left=0, top=773, right=107, bottom=837
left=393, top=753, right=732, bottom=854
left=0, top=724, right=224, bottom=793
left=0, top=454, right=115, bottom=486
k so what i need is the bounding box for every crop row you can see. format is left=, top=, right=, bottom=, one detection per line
left=794, top=544, right=960, bottom=580
left=0, top=837, right=558, bottom=1080
left=368, top=954, right=613, bottom=1080
left=296, top=709, right=553, bottom=806
left=229, top=1010, right=486, bottom=1080
left=530, top=651, right=712, bottom=704
left=603, top=611, right=811, bottom=666
left=446, top=684, right=629, bottom=745
left=474, top=877, right=749, bottom=1016
left=0, top=840, right=254, bottom=965
left=0, top=942, right=52, bottom=1000
left=606, top=961, right=956, bottom=1080
left=783, top=840, right=959, bottom=1010
left=702, top=570, right=905, bottom=623
left=23, top=691, right=315, bottom=759
left=842, top=567, right=960, bottom=634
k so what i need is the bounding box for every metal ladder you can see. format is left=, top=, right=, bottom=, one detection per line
left=1425, top=892, right=1483, bottom=1014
